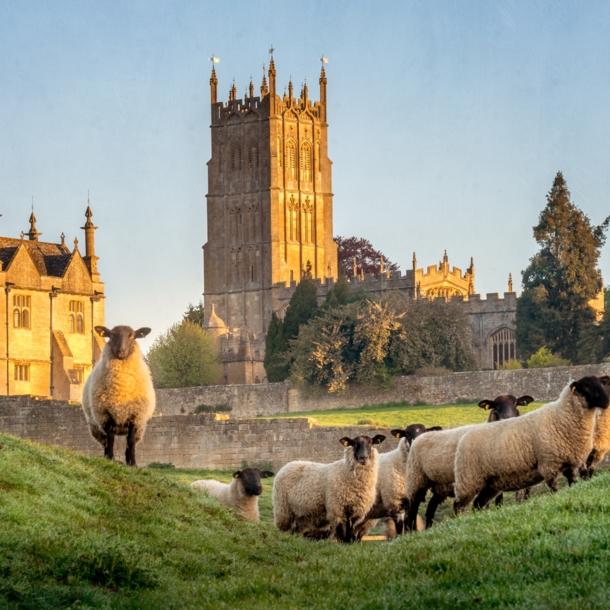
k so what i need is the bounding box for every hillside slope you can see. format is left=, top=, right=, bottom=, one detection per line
left=1, top=433, right=610, bottom=609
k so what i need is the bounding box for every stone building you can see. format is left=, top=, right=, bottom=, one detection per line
left=203, top=58, right=337, bottom=384
left=0, top=208, right=105, bottom=400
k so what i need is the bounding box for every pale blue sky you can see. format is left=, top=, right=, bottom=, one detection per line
left=1, top=1, right=609, bottom=348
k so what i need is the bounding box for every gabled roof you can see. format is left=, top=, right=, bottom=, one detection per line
left=0, top=237, right=73, bottom=278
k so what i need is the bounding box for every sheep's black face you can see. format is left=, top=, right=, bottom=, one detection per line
left=95, top=325, right=151, bottom=360
left=340, top=435, right=386, bottom=465
left=390, top=424, right=428, bottom=446
left=478, top=395, right=534, bottom=422
left=233, top=467, right=274, bottom=496
left=571, top=376, right=610, bottom=410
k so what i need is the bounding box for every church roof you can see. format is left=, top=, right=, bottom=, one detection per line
left=0, top=237, right=72, bottom=277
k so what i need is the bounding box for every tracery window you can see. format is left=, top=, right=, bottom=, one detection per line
left=247, top=141, right=259, bottom=169
left=286, top=140, right=296, bottom=180
left=300, top=142, right=312, bottom=182
left=287, top=196, right=299, bottom=241
left=491, top=328, right=517, bottom=369
left=69, top=301, right=85, bottom=334
left=13, top=295, right=31, bottom=329
left=230, top=143, right=242, bottom=171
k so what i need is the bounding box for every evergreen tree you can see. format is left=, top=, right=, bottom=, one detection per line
left=324, top=268, right=351, bottom=309
left=516, top=172, right=609, bottom=363
left=183, top=300, right=205, bottom=326
left=263, top=277, right=319, bottom=382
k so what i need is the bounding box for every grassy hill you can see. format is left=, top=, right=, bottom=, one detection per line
left=2, top=433, right=610, bottom=609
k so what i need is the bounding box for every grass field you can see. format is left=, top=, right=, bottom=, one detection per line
left=3, top=432, right=610, bottom=609
left=263, top=399, right=547, bottom=428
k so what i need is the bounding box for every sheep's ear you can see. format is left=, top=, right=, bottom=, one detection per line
left=570, top=381, right=578, bottom=393
left=232, top=471, right=242, bottom=479
left=390, top=429, right=404, bottom=439
left=516, top=395, right=534, bottom=406
left=95, top=326, right=112, bottom=338
left=372, top=434, right=386, bottom=445
left=600, top=376, right=610, bottom=390
left=134, top=327, right=151, bottom=339
left=478, top=400, right=493, bottom=410
left=261, top=471, right=275, bottom=479
left=339, top=437, right=353, bottom=447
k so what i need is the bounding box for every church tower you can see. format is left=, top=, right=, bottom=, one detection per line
left=203, top=58, right=338, bottom=347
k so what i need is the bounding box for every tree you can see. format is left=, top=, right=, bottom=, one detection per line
left=263, top=277, right=320, bottom=382
left=335, top=236, right=399, bottom=279
left=526, top=347, right=570, bottom=369
left=183, top=300, right=205, bottom=327
left=516, top=172, right=609, bottom=363
left=146, top=320, right=221, bottom=388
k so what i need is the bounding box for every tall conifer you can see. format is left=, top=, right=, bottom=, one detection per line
left=516, top=172, right=609, bottom=362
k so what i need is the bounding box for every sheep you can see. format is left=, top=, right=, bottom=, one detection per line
left=191, top=468, right=274, bottom=521
left=357, top=424, right=441, bottom=539
left=580, top=375, right=610, bottom=479
left=272, top=434, right=386, bottom=542
left=405, top=394, right=532, bottom=530
left=82, top=325, right=155, bottom=466
left=453, top=376, right=610, bottom=514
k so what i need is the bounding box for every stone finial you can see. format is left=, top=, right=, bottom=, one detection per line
left=412, top=251, right=417, bottom=271
left=302, top=80, right=308, bottom=103
left=249, top=77, right=254, bottom=98
left=229, top=79, right=237, bottom=101
left=60, top=232, right=65, bottom=246
left=27, top=212, right=41, bottom=241
left=288, top=78, right=293, bottom=103
left=261, top=66, right=268, bottom=97
left=380, top=255, right=385, bottom=274
left=353, top=257, right=357, bottom=279
left=20, top=230, right=24, bottom=241
left=508, top=273, right=513, bottom=293
left=73, top=237, right=79, bottom=251
left=210, top=66, right=218, bottom=104
left=443, top=249, right=448, bottom=264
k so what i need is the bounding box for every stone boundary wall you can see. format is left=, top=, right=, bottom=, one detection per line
left=156, top=363, right=610, bottom=417
left=0, top=402, right=403, bottom=469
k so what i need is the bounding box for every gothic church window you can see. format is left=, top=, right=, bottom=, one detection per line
left=286, top=140, right=296, bottom=180
left=13, top=295, right=31, bottom=329
left=301, top=142, right=312, bottom=182
left=230, top=143, right=242, bottom=171
left=69, top=301, right=85, bottom=334
left=491, top=327, right=516, bottom=369
left=247, top=141, right=259, bottom=169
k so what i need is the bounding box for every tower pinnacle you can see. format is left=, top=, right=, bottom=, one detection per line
left=210, top=66, right=218, bottom=105
left=81, top=202, right=100, bottom=280
left=27, top=212, right=41, bottom=241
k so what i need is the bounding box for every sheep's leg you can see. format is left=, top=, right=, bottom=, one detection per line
left=424, top=493, right=445, bottom=528
left=103, top=419, right=115, bottom=460
left=494, top=493, right=504, bottom=507
left=406, top=489, right=426, bottom=532
left=562, top=467, right=577, bottom=486
left=453, top=491, right=476, bottom=516
left=545, top=476, right=559, bottom=492
left=392, top=515, right=403, bottom=537
left=473, top=487, right=500, bottom=510
left=523, top=486, right=531, bottom=501
left=125, top=422, right=138, bottom=467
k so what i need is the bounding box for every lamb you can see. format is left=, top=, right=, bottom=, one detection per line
left=453, top=376, right=609, bottom=514
left=82, top=325, right=155, bottom=466
left=580, top=376, right=610, bottom=479
left=272, top=434, right=386, bottom=542
left=405, top=394, right=532, bottom=530
left=357, top=424, right=441, bottom=538
left=191, top=467, right=274, bottom=521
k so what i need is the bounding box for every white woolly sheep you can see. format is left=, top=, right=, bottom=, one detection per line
left=405, top=394, right=532, bottom=530
left=191, top=467, right=274, bottom=521
left=357, top=424, right=438, bottom=538
left=82, top=325, right=155, bottom=466
left=273, top=434, right=386, bottom=542
left=453, top=376, right=610, bottom=514
left=580, top=376, right=610, bottom=479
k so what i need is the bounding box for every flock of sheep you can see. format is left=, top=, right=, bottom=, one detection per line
left=82, top=324, right=610, bottom=542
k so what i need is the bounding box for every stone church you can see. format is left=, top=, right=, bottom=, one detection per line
left=0, top=208, right=105, bottom=400
left=203, top=59, right=604, bottom=383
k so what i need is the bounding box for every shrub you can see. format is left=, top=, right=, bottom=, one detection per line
left=146, top=320, right=221, bottom=388
left=527, top=346, right=570, bottom=368
left=357, top=418, right=389, bottom=427
left=500, top=359, right=523, bottom=370
left=193, top=404, right=232, bottom=414
left=147, top=462, right=175, bottom=470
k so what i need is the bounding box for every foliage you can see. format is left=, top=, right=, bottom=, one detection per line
left=5, top=433, right=610, bottom=609
left=193, top=404, right=232, bottom=414
left=289, top=298, right=476, bottom=393
left=183, top=299, right=205, bottom=326
left=323, top=269, right=352, bottom=309
left=526, top=346, right=570, bottom=368
left=516, top=172, right=609, bottom=363
left=147, top=462, right=176, bottom=469
left=500, top=359, right=523, bottom=370
left=146, top=320, right=221, bottom=388
left=335, top=235, right=399, bottom=279
left=263, top=278, right=319, bottom=382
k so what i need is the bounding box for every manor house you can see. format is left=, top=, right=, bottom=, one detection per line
left=202, top=59, right=603, bottom=384
left=0, top=208, right=105, bottom=400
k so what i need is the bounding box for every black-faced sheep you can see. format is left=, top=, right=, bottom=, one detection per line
left=405, top=394, right=532, bottom=530
left=82, top=325, right=154, bottom=466
left=580, top=375, right=610, bottom=479
left=453, top=376, right=609, bottom=514
left=272, top=434, right=386, bottom=543
left=191, top=467, right=274, bottom=521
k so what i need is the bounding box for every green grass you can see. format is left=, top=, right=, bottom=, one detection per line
left=2, top=433, right=610, bottom=609
left=264, top=400, right=546, bottom=428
